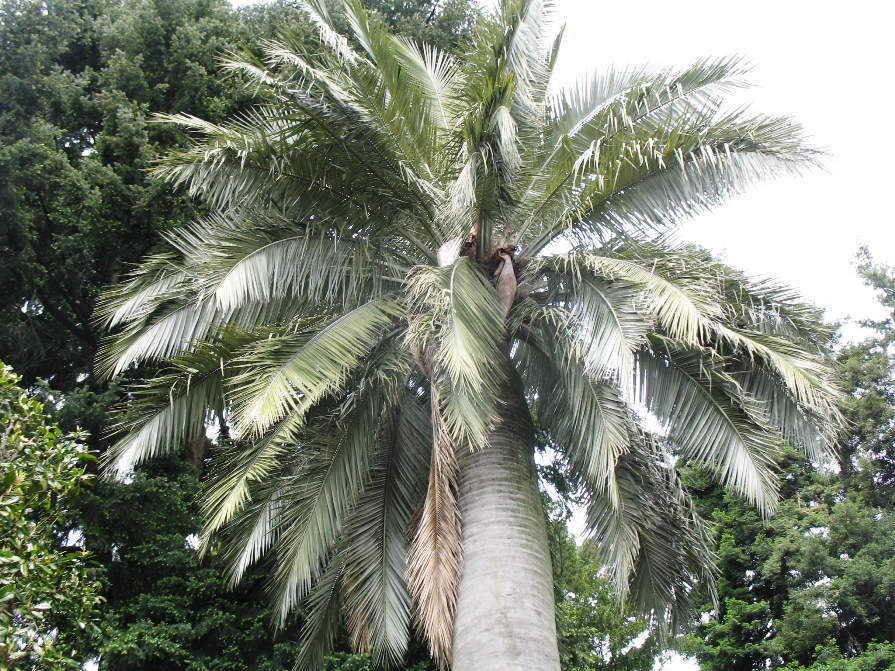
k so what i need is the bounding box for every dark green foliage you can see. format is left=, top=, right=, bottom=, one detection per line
left=0, top=363, right=101, bottom=671
left=359, top=0, right=477, bottom=50
left=836, top=249, right=895, bottom=506
left=0, top=0, right=248, bottom=394
left=68, top=456, right=303, bottom=671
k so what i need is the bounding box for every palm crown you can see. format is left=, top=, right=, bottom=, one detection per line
left=96, top=0, right=843, bottom=668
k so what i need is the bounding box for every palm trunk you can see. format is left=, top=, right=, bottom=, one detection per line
left=451, top=393, right=560, bottom=671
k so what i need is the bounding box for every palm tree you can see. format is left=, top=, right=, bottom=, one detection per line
left=96, top=1, right=843, bottom=669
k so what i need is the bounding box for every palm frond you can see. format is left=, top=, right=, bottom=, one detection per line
left=405, top=258, right=506, bottom=448
left=341, top=392, right=430, bottom=666
left=516, top=307, right=631, bottom=500
left=405, top=383, right=461, bottom=668
left=540, top=251, right=721, bottom=346
left=521, top=105, right=818, bottom=256
left=96, top=296, right=219, bottom=379
left=294, top=553, right=345, bottom=671
left=635, top=339, right=781, bottom=514
left=103, top=333, right=251, bottom=475
left=264, top=381, right=390, bottom=625
left=585, top=434, right=716, bottom=638
left=199, top=413, right=304, bottom=564
left=227, top=298, right=401, bottom=439
left=531, top=260, right=652, bottom=384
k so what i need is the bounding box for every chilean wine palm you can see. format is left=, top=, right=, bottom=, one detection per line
left=97, top=1, right=843, bottom=669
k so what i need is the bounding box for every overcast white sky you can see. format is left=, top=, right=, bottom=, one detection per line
left=547, top=0, right=895, bottom=339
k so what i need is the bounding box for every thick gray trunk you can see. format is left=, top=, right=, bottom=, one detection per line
left=451, top=408, right=560, bottom=671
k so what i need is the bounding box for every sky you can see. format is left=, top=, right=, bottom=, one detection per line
left=546, top=0, right=895, bottom=339
left=227, top=0, right=892, bottom=668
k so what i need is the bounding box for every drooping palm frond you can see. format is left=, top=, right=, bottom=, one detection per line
left=341, top=392, right=429, bottom=666
left=585, top=433, right=716, bottom=638
left=170, top=212, right=408, bottom=312
left=227, top=299, right=401, bottom=439
left=264, top=387, right=390, bottom=625
left=103, top=329, right=257, bottom=475
left=405, top=258, right=507, bottom=448
left=404, top=383, right=461, bottom=667
left=516, top=306, right=631, bottom=502
left=293, top=551, right=345, bottom=671
left=635, top=338, right=781, bottom=514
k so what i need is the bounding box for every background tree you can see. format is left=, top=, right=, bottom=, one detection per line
left=96, top=1, right=842, bottom=669
left=0, top=363, right=101, bottom=671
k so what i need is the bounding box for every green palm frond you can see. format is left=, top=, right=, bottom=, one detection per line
left=103, top=330, right=256, bottom=475
left=173, top=213, right=407, bottom=312
left=539, top=250, right=720, bottom=345
left=227, top=298, right=401, bottom=439
left=585, top=434, right=716, bottom=637
left=199, top=414, right=303, bottom=563
left=263, top=384, right=389, bottom=625
left=520, top=64, right=818, bottom=255
left=391, top=38, right=461, bottom=132
left=96, top=296, right=219, bottom=379
left=531, top=260, right=652, bottom=384
left=405, top=258, right=507, bottom=448
left=635, top=339, right=781, bottom=514
left=342, top=393, right=429, bottom=666
left=517, top=308, right=631, bottom=500
left=293, top=552, right=345, bottom=671
left=95, top=253, right=189, bottom=330
left=547, top=57, right=748, bottom=142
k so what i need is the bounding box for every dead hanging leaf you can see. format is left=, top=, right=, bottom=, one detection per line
left=405, top=382, right=462, bottom=668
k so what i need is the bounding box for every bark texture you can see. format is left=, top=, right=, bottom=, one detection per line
left=451, top=398, right=560, bottom=671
